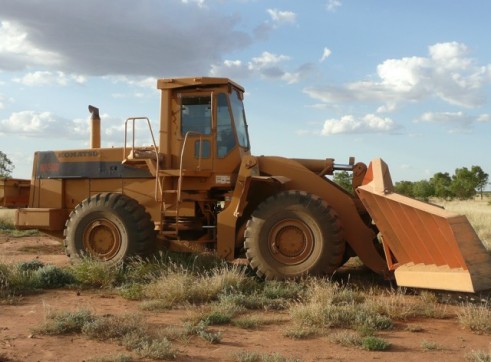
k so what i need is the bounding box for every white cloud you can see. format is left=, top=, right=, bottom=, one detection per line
left=320, top=48, right=332, bottom=62
left=180, top=0, right=206, bottom=8
left=305, top=42, right=491, bottom=111
left=104, top=75, right=158, bottom=90
left=0, top=111, right=71, bottom=137
left=417, top=111, right=490, bottom=133
left=13, top=71, right=86, bottom=86
left=0, top=21, right=62, bottom=70
left=249, top=52, right=290, bottom=69
left=326, top=0, right=342, bottom=12
left=267, top=9, right=297, bottom=26
left=210, top=52, right=314, bottom=84
left=321, top=114, right=398, bottom=135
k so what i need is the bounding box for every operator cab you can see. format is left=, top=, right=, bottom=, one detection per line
left=157, top=77, right=251, bottom=182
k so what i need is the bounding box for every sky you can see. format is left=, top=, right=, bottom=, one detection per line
left=0, top=0, right=490, bottom=185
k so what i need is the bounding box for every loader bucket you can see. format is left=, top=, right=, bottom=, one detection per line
left=356, top=159, right=491, bottom=292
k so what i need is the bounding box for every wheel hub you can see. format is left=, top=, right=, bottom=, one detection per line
left=83, top=219, right=121, bottom=260
left=269, top=219, right=314, bottom=265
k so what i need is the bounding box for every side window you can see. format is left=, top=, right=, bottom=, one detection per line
left=216, top=93, right=236, bottom=158
left=181, top=95, right=211, bottom=136
left=230, top=90, right=250, bottom=149
left=195, top=139, right=211, bottom=159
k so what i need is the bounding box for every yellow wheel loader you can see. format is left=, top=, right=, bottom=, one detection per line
left=5, top=77, right=491, bottom=292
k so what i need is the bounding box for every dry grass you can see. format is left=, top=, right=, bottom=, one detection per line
left=441, top=198, right=491, bottom=250
left=457, top=303, right=491, bottom=334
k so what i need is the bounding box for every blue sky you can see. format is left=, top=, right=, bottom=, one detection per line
left=0, top=0, right=490, bottom=184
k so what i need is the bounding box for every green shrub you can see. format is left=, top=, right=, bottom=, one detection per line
left=35, top=265, right=75, bottom=288
left=70, top=257, right=123, bottom=288
left=361, top=336, right=390, bottom=351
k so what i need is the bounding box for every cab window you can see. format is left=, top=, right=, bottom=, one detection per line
left=216, top=93, right=236, bottom=158
left=230, top=90, right=250, bottom=149
left=181, top=96, right=211, bottom=136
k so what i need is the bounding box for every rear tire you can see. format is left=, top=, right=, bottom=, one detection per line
left=64, top=193, right=155, bottom=263
left=244, top=190, right=345, bottom=279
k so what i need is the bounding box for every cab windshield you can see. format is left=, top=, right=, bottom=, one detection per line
left=230, top=89, right=250, bottom=149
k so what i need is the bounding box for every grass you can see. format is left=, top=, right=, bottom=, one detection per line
left=361, top=336, right=391, bottom=351
left=1, top=201, right=490, bottom=358
left=288, top=279, right=393, bottom=333
left=466, top=350, right=491, bottom=362
left=421, top=340, right=440, bottom=351
left=442, top=198, right=491, bottom=250
left=233, top=351, right=302, bottom=362
left=35, top=307, right=178, bottom=360
left=0, top=217, right=39, bottom=237
left=458, top=303, right=491, bottom=334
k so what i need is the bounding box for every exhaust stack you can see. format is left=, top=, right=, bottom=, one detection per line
left=88, top=105, right=101, bottom=149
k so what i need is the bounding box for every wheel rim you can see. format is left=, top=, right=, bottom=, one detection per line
left=83, top=219, right=121, bottom=260
left=268, top=219, right=314, bottom=265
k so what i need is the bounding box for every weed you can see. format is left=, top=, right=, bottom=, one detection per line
left=35, top=309, right=95, bottom=335
left=82, top=313, right=146, bottom=340
left=405, top=324, right=424, bottom=332
left=232, top=315, right=265, bottom=329
left=284, top=326, right=316, bottom=339
left=122, top=332, right=177, bottom=360
left=458, top=303, right=491, bottom=334
left=35, top=265, right=75, bottom=288
left=361, top=336, right=390, bottom=351
left=17, top=260, right=45, bottom=271
left=233, top=351, right=302, bottom=362
left=87, top=354, right=134, bottom=362
left=233, top=350, right=261, bottom=362
left=69, top=257, right=123, bottom=288
left=466, top=349, right=491, bottom=362
left=118, top=283, right=145, bottom=300
left=421, top=340, right=440, bottom=351
left=329, top=330, right=362, bottom=347
left=183, top=320, right=222, bottom=344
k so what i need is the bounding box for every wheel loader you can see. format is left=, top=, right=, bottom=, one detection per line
left=5, top=77, right=491, bottom=292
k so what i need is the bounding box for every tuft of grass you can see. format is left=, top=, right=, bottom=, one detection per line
left=232, top=350, right=302, bottom=362
left=69, top=257, right=123, bottom=288
left=35, top=307, right=178, bottom=359
left=183, top=320, right=222, bottom=344
left=87, top=354, right=134, bottom=362
left=421, top=340, right=440, bottom=351
left=458, top=303, right=491, bottom=334
left=366, top=289, right=448, bottom=321
left=122, top=333, right=177, bottom=360
left=329, top=330, right=362, bottom=347
left=82, top=313, right=147, bottom=340
left=405, top=324, right=424, bottom=332
left=361, top=336, right=391, bottom=351
left=35, top=309, right=95, bottom=335
left=466, top=349, right=491, bottom=362
left=284, top=326, right=316, bottom=340
left=140, top=266, right=251, bottom=309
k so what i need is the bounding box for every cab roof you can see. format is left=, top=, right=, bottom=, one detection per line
left=156, top=77, right=244, bottom=92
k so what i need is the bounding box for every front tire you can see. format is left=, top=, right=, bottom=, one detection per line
left=64, top=193, right=155, bottom=263
left=244, top=190, right=345, bottom=279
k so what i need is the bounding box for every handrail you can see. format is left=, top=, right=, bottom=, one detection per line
left=123, top=117, right=161, bottom=200
left=178, top=131, right=203, bottom=202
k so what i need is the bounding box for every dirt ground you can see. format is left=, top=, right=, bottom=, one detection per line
left=1, top=234, right=490, bottom=362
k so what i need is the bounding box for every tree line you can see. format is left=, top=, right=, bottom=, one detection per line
left=333, top=165, right=489, bottom=201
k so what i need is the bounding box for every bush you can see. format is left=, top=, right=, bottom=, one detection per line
left=361, top=336, right=391, bottom=351
left=35, top=265, right=75, bottom=288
